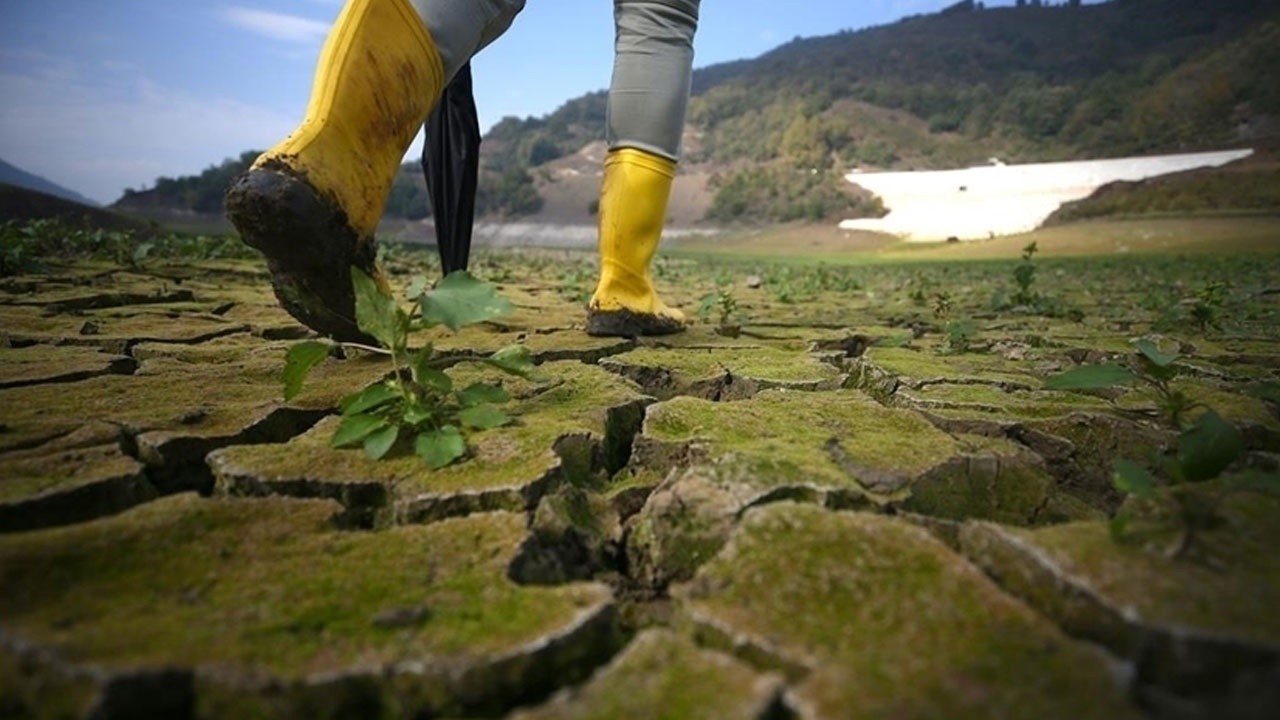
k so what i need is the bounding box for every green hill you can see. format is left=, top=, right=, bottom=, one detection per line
left=121, top=0, right=1280, bottom=226
left=1, top=183, right=154, bottom=236
left=0, top=159, right=100, bottom=208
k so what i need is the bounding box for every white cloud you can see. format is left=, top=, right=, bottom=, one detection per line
left=222, top=6, right=330, bottom=44
left=0, top=62, right=297, bottom=204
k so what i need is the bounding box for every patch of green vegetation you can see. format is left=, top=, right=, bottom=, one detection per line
left=0, top=442, right=142, bottom=505
left=697, top=285, right=747, bottom=337
left=679, top=504, right=1140, bottom=719
left=1, top=219, right=256, bottom=276
left=1045, top=338, right=1280, bottom=558
left=858, top=346, right=1041, bottom=389
left=1049, top=168, right=1280, bottom=225
left=940, top=319, right=979, bottom=355
left=511, top=629, right=776, bottom=720
left=0, top=495, right=608, bottom=679
left=212, top=361, right=648, bottom=519
left=963, top=487, right=1280, bottom=649
left=905, top=450, right=1054, bottom=526
left=899, top=383, right=1111, bottom=421
left=642, top=390, right=957, bottom=495
left=285, top=269, right=542, bottom=469
left=705, top=164, right=883, bottom=224
left=604, top=345, right=840, bottom=395
left=0, top=649, right=99, bottom=720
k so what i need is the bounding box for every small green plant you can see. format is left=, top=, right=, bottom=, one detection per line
left=1188, top=280, right=1227, bottom=333
left=283, top=268, right=542, bottom=469
left=1044, top=338, right=1199, bottom=428
left=1011, top=241, right=1039, bottom=307
left=558, top=266, right=594, bottom=304
left=698, top=285, right=746, bottom=337
left=0, top=218, right=258, bottom=275
left=931, top=291, right=952, bottom=318
left=941, top=319, right=978, bottom=354
left=1044, top=338, right=1278, bottom=559
left=1109, top=411, right=1277, bottom=559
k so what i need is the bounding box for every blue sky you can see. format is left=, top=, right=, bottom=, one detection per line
left=2, top=0, right=1033, bottom=204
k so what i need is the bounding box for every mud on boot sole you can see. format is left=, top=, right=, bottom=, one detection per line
left=585, top=307, right=685, bottom=337
left=224, top=162, right=377, bottom=344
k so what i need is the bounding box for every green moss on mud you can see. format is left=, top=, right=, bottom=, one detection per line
left=0, top=304, right=247, bottom=352
left=1116, top=380, right=1280, bottom=434
left=677, top=503, right=1139, bottom=720
left=0, top=345, right=134, bottom=388
left=509, top=629, right=779, bottom=720
left=0, top=494, right=610, bottom=678
left=210, top=362, right=649, bottom=518
left=860, top=346, right=1043, bottom=388
left=903, top=451, right=1054, bottom=525
left=642, top=390, right=957, bottom=494
left=0, top=650, right=98, bottom=720
left=962, top=489, right=1280, bottom=649
left=0, top=347, right=384, bottom=454
left=604, top=344, right=840, bottom=391
left=899, top=383, right=1113, bottom=421
left=0, top=445, right=142, bottom=506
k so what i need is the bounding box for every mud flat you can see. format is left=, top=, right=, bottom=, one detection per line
left=2, top=244, right=1278, bottom=719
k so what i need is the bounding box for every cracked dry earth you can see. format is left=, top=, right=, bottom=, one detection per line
left=2, top=250, right=1279, bottom=720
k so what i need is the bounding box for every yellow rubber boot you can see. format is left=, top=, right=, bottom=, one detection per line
left=586, top=148, right=687, bottom=337
left=225, top=0, right=443, bottom=342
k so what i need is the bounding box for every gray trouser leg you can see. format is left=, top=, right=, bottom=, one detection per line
left=408, top=0, right=527, bottom=81
left=608, top=0, right=700, bottom=161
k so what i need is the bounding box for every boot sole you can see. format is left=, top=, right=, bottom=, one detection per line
left=585, top=308, right=686, bottom=337
left=225, top=163, right=377, bottom=343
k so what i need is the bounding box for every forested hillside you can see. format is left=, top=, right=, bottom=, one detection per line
left=119, top=0, right=1280, bottom=225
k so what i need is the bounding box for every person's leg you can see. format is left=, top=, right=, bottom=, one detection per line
left=225, top=0, right=524, bottom=342
left=587, top=0, right=699, bottom=337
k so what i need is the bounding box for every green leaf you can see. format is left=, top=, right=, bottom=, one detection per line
left=415, top=426, right=467, bottom=469
left=405, top=275, right=429, bottom=300
left=1222, top=471, right=1280, bottom=496
left=459, top=404, right=511, bottom=430
left=402, top=404, right=435, bottom=426
left=1043, top=362, right=1135, bottom=391
left=408, top=344, right=436, bottom=384
left=1245, top=381, right=1280, bottom=406
left=1109, top=513, right=1131, bottom=542
left=485, top=344, right=542, bottom=380
left=1112, top=459, right=1158, bottom=498
left=698, top=292, right=718, bottom=321
left=131, top=242, right=155, bottom=264
left=1178, top=410, right=1243, bottom=483
left=352, top=267, right=406, bottom=350
left=1134, top=338, right=1179, bottom=368
left=419, top=271, right=514, bottom=331
left=282, top=341, right=332, bottom=401
left=946, top=320, right=977, bottom=339
left=340, top=383, right=399, bottom=416
left=417, top=367, right=453, bottom=395
left=363, top=424, right=400, bottom=460
left=332, top=414, right=389, bottom=448
left=457, top=383, right=511, bottom=408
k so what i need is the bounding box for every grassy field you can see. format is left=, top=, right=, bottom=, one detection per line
left=673, top=215, right=1280, bottom=265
